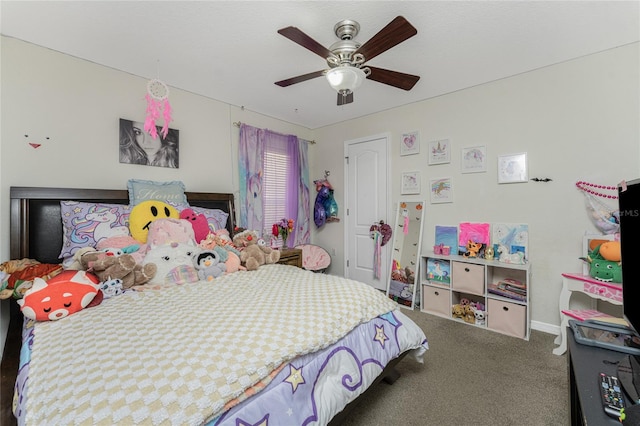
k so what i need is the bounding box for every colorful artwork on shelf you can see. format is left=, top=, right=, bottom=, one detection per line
left=458, top=222, right=490, bottom=255
left=492, top=223, right=529, bottom=260
left=426, top=258, right=451, bottom=284
left=435, top=225, right=458, bottom=253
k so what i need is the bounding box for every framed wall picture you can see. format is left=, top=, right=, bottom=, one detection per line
left=400, top=131, right=420, bottom=156
left=498, top=152, right=528, bottom=183
left=119, top=118, right=179, bottom=168
left=429, top=177, right=453, bottom=203
left=461, top=145, right=487, bottom=173
left=401, top=171, right=421, bottom=194
left=428, top=139, right=450, bottom=165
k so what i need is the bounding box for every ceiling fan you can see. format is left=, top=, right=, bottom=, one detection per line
left=275, top=16, right=420, bottom=106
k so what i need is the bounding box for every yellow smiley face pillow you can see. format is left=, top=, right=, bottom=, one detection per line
left=129, top=200, right=179, bottom=243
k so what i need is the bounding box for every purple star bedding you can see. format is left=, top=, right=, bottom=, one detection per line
left=13, top=265, right=428, bottom=425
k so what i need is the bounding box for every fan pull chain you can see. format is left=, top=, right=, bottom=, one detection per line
left=575, top=181, right=618, bottom=199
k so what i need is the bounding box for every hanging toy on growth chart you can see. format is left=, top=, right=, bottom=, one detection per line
left=314, top=171, right=339, bottom=228
left=144, top=78, right=173, bottom=139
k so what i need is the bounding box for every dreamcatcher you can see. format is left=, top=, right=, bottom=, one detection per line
left=575, top=180, right=620, bottom=234
left=144, top=78, right=173, bottom=139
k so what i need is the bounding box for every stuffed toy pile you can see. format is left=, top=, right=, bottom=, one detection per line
left=232, top=230, right=280, bottom=271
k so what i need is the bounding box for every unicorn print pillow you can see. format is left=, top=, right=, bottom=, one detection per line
left=59, top=201, right=132, bottom=264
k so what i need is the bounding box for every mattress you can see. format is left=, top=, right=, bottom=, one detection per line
left=13, top=264, right=428, bottom=425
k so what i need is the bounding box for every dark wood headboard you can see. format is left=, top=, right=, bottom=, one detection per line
left=9, top=186, right=236, bottom=264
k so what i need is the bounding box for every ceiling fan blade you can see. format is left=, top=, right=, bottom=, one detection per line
left=275, top=70, right=326, bottom=87
left=337, top=92, right=354, bottom=105
left=278, top=26, right=336, bottom=59
left=366, top=66, right=420, bottom=91
left=354, top=16, right=417, bottom=62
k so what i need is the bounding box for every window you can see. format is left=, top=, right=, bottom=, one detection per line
left=262, top=142, right=289, bottom=228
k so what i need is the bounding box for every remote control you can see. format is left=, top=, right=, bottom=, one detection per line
left=600, top=372, right=626, bottom=418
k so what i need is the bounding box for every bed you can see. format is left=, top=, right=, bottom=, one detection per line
left=2, top=186, right=428, bottom=426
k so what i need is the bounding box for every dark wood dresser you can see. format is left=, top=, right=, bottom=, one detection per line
left=277, top=248, right=302, bottom=268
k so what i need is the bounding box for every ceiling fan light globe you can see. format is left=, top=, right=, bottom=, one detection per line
left=326, top=67, right=365, bottom=94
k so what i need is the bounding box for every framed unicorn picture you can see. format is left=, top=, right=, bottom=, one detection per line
left=428, top=139, right=451, bottom=165
left=400, top=131, right=420, bottom=156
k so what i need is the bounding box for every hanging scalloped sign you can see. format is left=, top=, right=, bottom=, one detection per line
left=144, top=79, right=172, bottom=140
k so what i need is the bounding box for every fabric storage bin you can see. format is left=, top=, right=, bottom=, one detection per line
left=487, top=299, right=526, bottom=338
left=422, top=285, right=451, bottom=318
left=451, top=261, right=484, bottom=296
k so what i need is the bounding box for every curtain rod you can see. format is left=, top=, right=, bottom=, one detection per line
left=233, top=121, right=315, bottom=144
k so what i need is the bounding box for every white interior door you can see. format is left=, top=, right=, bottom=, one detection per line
left=344, top=134, right=390, bottom=290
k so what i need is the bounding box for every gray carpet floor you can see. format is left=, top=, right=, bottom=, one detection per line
left=340, top=309, right=568, bottom=426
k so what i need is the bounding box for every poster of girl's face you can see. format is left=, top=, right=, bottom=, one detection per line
left=119, top=118, right=179, bottom=168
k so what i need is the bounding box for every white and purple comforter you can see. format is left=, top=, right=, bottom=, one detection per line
left=14, top=264, right=427, bottom=425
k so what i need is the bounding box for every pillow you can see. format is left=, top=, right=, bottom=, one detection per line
left=59, top=201, right=131, bottom=261
left=127, top=179, right=187, bottom=206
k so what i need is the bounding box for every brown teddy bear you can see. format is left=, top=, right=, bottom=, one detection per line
left=463, top=304, right=476, bottom=324
left=80, top=250, right=156, bottom=289
left=452, top=304, right=464, bottom=319
left=232, top=230, right=280, bottom=271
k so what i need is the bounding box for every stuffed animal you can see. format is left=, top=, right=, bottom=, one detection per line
left=146, top=218, right=196, bottom=248
left=463, top=240, right=484, bottom=258
left=96, top=235, right=145, bottom=263
left=497, top=245, right=526, bottom=264
left=80, top=250, right=156, bottom=289
left=464, top=305, right=476, bottom=324
left=17, top=270, right=100, bottom=321
left=129, top=200, right=179, bottom=243
left=194, top=248, right=227, bottom=281
left=581, top=244, right=623, bottom=283
left=143, top=242, right=200, bottom=285
left=599, top=241, right=622, bottom=262
left=474, top=310, right=486, bottom=325
left=100, top=278, right=125, bottom=299
left=180, top=208, right=210, bottom=243
left=452, top=304, right=464, bottom=319
left=233, top=230, right=280, bottom=271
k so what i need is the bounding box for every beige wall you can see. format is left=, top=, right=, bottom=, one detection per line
left=310, top=42, right=640, bottom=332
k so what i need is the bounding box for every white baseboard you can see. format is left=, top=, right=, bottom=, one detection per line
left=532, top=320, right=560, bottom=336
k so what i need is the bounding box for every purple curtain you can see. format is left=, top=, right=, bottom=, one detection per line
left=238, top=125, right=310, bottom=245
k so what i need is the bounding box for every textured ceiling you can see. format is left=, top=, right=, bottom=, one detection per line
left=1, top=1, right=638, bottom=129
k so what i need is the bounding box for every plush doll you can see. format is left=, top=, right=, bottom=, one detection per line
left=194, top=248, right=227, bottom=281
left=96, top=235, right=146, bottom=264
left=146, top=218, right=196, bottom=247
left=100, top=278, right=125, bottom=299
left=464, top=305, right=476, bottom=324
left=17, top=270, right=100, bottom=321
left=232, top=230, right=280, bottom=271
left=179, top=208, right=210, bottom=243
left=129, top=200, right=179, bottom=243
left=143, top=241, right=200, bottom=285
left=474, top=309, right=486, bottom=326
left=452, top=304, right=465, bottom=319
left=80, top=250, right=156, bottom=289
left=581, top=244, right=623, bottom=283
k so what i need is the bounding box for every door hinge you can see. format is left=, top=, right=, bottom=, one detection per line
left=345, top=157, right=349, bottom=164
left=347, top=259, right=349, bottom=267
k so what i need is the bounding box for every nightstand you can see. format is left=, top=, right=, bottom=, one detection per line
left=277, top=248, right=302, bottom=268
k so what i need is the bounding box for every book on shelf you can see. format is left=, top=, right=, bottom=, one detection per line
left=488, top=278, right=527, bottom=301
